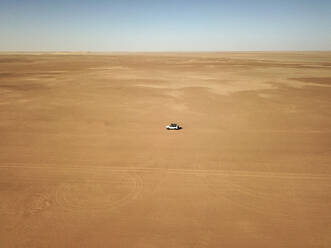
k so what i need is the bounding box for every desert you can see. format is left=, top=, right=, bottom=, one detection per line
left=0, top=52, right=331, bottom=247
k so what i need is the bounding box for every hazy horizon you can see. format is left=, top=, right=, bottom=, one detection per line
left=1, top=0, right=331, bottom=52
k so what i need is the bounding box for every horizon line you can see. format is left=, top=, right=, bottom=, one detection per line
left=1, top=50, right=331, bottom=54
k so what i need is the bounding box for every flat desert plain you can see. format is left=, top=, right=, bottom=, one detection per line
left=0, top=52, right=331, bottom=248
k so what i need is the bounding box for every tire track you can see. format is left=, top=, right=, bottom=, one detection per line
left=0, top=162, right=330, bottom=180
left=202, top=175, right=331, bottom=220
left=202, top=175, right=293, bottom=218
left=3, top=188, right=55, bottom=246
left=54, top=173, right=143, bottom=212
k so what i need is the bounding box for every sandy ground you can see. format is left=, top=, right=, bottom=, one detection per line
left=0, top=52, right=331, bottom=247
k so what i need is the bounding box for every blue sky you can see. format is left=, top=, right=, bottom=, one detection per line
left=0, top=0, right=330, bottom=51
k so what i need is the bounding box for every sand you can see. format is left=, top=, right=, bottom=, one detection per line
left=0, top=52, right=331, bottom=247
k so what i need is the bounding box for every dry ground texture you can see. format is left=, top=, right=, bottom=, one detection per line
left=0, top=52, right=331, bottom=248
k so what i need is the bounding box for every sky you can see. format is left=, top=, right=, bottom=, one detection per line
left=0, top=0, right=330, bottom=51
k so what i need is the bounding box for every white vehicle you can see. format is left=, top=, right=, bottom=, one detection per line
left=166, top=123, right=181, bottom=130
